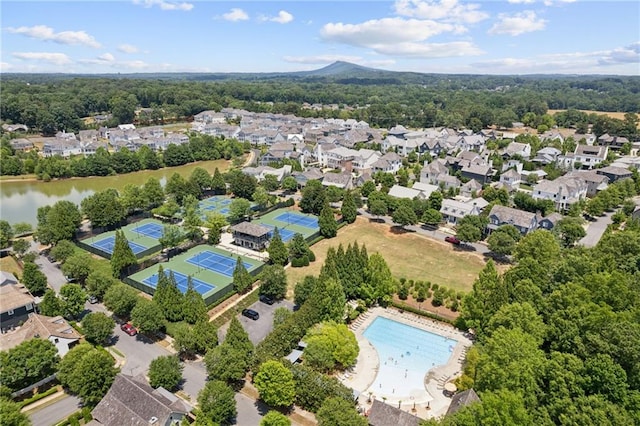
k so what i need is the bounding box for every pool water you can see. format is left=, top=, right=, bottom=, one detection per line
left=363, top=316, right=454, bottom=398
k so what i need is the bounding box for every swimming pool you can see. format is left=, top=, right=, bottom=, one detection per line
left=363, top=316, right=454, bottom=398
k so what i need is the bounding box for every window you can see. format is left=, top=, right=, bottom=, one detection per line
left=8, top=309, right=14, bottom=315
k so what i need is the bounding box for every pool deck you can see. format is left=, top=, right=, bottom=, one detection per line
left=342, top=306, right=473, bottom=420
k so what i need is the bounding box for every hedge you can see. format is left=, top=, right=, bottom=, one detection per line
left=390, top=301, right=455, bottom=326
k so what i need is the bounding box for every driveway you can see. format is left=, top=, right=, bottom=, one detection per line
left=28, top=394, right=82, bottom=426
left=579, top=211, right=614, bottom=247
left=219, top=299, right=295, bottom=346
left=31, top=241, right=67, bottom=293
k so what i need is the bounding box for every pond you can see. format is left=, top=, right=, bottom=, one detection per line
left=0, top=159, right=230, bottom=226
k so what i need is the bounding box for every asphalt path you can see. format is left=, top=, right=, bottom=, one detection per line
left=28, top=394, right=82, bottom=426
left=31, top=240, right=67, bottom=293
left=579, top=211, right=614, bottom=248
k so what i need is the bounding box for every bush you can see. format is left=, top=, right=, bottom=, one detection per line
left=307, top=251, right=316, bottom=262
left=390, top=301, right=454, bottom=324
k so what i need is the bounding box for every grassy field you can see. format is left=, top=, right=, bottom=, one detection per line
left=0, top=255, right=22, bottom=277
left=286, top=217, right=488, bottom=294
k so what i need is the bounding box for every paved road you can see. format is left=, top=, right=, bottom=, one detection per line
left=579, top=211, right=614, bottom=247
left=31, top=241, right=67, bottom=293
left=234, top=393, right=268, bottom=425
left=219, top=299, right=295, bottom=346
left=28, top=394, right=82, bottom=426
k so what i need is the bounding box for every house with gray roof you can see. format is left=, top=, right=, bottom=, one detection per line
left=231, top=222, right=271, bottom=251
left=9, top=138, right=34, bottom=152
left=532, top=175, right=588, bottom=211
left=533, top=147, right=561, bottom=165
left=0, top=272, right=36, bottom=330
left=538, top=212, right=563, bottom=231
left=460, top=179, right=483, bottom=198
left=420, top=160, right=449, bottom=185
left=90, top=374, right=190, bottom=426
left=574, top=144, right=608, bottom=169
left=461, top=164, right=493, bottom=185
left=446, top=389, right=481, bottom=416
left=259, top=142, right=295, bottom=166
left=367, top=399, right=421, bottom=426
left=488, top=205, right=538, bottom=235
left=596, top=165, right=633, bottom=183
left=321, top=172, right=353, bottom=190
left=499, top=168, right=522, bottom=191
left=598, top=133, right=629, bottom=150
left=440, top=198, right=486, bottom=225
left=292, top=168, right=324, bottom=187
left=371, top=152, right=402, bottom=174
left=388, top=185, right=424, bottom=200
left=242, top=165, right=292, bottom=182
left=0, top=313, right=81, bottom=356
left=503, top=141, right=532, bottom=159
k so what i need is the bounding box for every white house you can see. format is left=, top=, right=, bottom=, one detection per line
left=574, top=145, right=608, bottom=169
left=532, top=175, right=588, bottom=211
left=439, top=198, right=485, bottom=225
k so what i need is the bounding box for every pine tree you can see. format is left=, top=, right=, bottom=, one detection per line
left=153, top=265, right=170, bottom=306
left=211, top=168, right=227, bottom=194
left=287, top=232, right=311, bottom=263
left=319, top=203, right=337, bottom=238
left=341, top=191, right=358, bottom=224
left=162, top=272, right=185, bottom=322
left=267, top=227, right=288, bottom=266
left=110, top=230, right=137, bottom=278
left=182, top=277, right=208, bottom=324
left=319, top=247, right=340, bottom=284
left=232, top=257, right=253, bottom=294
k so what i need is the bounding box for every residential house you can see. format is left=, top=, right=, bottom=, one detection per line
left=9, top=138, right=34, bottom=152
left=503, top=141, right=532, bottom=159
left=0, top=314, right=81, bottom=356
left=321, top=172, right=353, bottom=190
left=573, top=133, right=597, bottom=145
left=596, top=165, right=633, bottom=183
left=259, top=142, right=295, bottom=166
left=231, top=222, right=271, bottom=251
left=499, top=168, right=522, bottom=191
left=574, top=145, right=608, bottom=169
left=117, top=123, right=136, bottom=131
left=533, top=147, right=561, bottom=165
left=598, top=134, right=629, bottom=150
left=488, top=205, right=538, bottom=235
left=538, top=212, right=563, bottom=231
left=138, top=126, right=164, bottom=139
left=55, top=131, right=76, bottom=141
left=458, top=134, right=486, bottom=152
left=0, top=272, right=36, bottom=329
left=41, top=139, right=82, bottom=158
left=78, top=130, right=99, bottom=144
left=367, top=399, right=421, bottom=426
left=388, top=185, right=424, bottom=200
left=193, top=110, right=226, bottom=124
left=411, top=182, right=440, bottom=199
left=2, top=123, right=28, bottom=132
left=566, top=170, right=609, bottom=197
left=447, top=389, right=481, bottom=416
left=90, top=374, right=190, bottom=426
left=292, top=168, right=323, bottom=187
left=371, top=152, right=402, bottom=174
left=459, top=179, right=483, bottom=198
left=532, top=175, right=588, bottom=211
left=242, top=165, right=292, bottom=182
left=420, top=160, right=449, bottom=184
left=440, top=198, right=486, bottom=225
left=461, top=164, right=493, bottom=185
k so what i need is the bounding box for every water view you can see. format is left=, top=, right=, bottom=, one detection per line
left=0, top=159, right=229, bottom=226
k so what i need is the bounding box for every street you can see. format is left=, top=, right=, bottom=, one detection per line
left=30, top=240, right=67, bottom=293
left=28, top=394, right=82, bottom=426
left=579, top=210, right=614, bottom=247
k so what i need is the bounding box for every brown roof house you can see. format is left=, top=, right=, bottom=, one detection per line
left=367, top=399, right=421, bottom=426
left=0, top=271, right=37, bottom=329
left=0, top=313, right=81, bottom=356
left=231, top=221, right=271, bottom=251
left=89, top=374, right=191, bottom=426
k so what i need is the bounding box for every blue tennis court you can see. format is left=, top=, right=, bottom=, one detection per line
left=261, top=224, right=296, bottom=242
left=143, top=269, right=215, bottom=295
left=90, top=236, right=147, bottom=255
left=275, top=212, right=318, bottom=229
left=219, top=208, right=229, bottom=214
left=201, top=204, right=217, bottom=211
left=206, top=196, right=225, bottom=203
left=187, top=251, right=251, bottom=277
left=132, top=223, right=164, bottom=239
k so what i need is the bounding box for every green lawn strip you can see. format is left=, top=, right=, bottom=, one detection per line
left=210, top=287, right=260, bottom=329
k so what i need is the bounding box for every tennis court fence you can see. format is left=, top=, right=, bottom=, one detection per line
left=76, top=238, right=161, bottom=260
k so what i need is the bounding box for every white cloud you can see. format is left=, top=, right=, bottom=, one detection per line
left=508, top=0, right=536, bottom=3
left=117, top=44, right=139, bottom=54
left=97, top=53, right=115, bottom=62
left=488, top=11, right=547, bottom=36
left=132, top=0, right=193, bottom=11
left=12, top=52, right=72, bottom=65
left=372, top=41, right=483, bottom=57
left=394, top=0, right=488, bottom=24
left=283, top=55, right=364, bottom=64
left=222, top=8, right=249, bottom=22
left=7, top=25, right=101, bottom=48
left=0, top=62, right=13, bottom=72
left=264, top=10, right=294, bottom=24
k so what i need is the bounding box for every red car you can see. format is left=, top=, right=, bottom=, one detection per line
left=445, top=236, right=461, bottom=245
left=120, top=323, right=137, bottom=336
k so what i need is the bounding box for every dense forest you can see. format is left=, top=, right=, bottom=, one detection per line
left=1, top=67, right=639, bottom=136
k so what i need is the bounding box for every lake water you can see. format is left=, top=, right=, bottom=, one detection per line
left=0, top=159, right=229, bottom=226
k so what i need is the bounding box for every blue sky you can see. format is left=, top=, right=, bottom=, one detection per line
left=1, top=0, right=639, bottom=75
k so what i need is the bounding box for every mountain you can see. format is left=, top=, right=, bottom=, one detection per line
left=295, top=61, right=380, bottom=77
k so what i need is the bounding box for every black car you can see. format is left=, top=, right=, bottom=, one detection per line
left=242, top=308, right=260, bottom=320
left=259, top=295, right=275, bottom=305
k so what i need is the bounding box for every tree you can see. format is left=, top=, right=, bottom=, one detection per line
left=316, top=397, right=367, bottom=426
left=211, top=168, right=227, bottom=194
left=50, top=240, right=76, bottom=263
left=227, top=198, right=252, bottom=223
left=261, top=411, right=291, bottom=426
left=341, top=191, right=358, bottom=224
left=165, top=172, right=188, bottom=204
left=149, top=355, right=183, bottom=391
left=0, top=220, right=13, bottom=249
left=120, top=183, right=145, bottom=215
left=103, top=283, right=139, bottom=318
left=554, top=217, right=586, bottom=247
left=61, top=253, right=92, bottom=284
left=391, top=203, right=418, bottom=228
left=82, top=312, right=115, bottom=345
left=253, top=186, right=271, bottom=210
left=204, top=211, right=228, bottom=245
left=0, top=398, right=31, bottom=426
left=514, top=229, right=561, bottom=264
left=190, top=167, right=212, bottom=193
left=259, top=265, right=288, bottom=300
left=183, top=195, right=204, bottom=243
left=303, top=321, right=359, bottom=372
left=159, top=225, right=184, bottom=259
left=254, top=360, right=296, bottom=408
left=232, top=257, right=253, bottom=294
left=319, top=204, right=337, bottom=238
left=197, top=380, right=236, bottom=426
left=36, top=201, right=82, bottom=245
left=294, top=275, right=318, bottom=307
left=142, top=177, right=165, bottom=208
left=85, top=270, right=117, bottom=299
left=287, top=232, right=312, bottom=264
left=461, top=260, right=508, bottom=333
left=110, top=230, right=137, bottom=278
left=282, top=176, right=298, bottom=192
left=182, top=281, right=208, bottom=324
left=60, top=283, right=86, bottom=319
left=0, top=338, right=59, bottom=392
left=205, top=317, right=253, bottom=383
left=456, top=223, right=482, bottom=244
left=300, top=180, right=327, bottom=215
left=421, top=208, right=442, bottom=227
left=21, top=261, right=48, bottom=294
left=155, top=270, right=185, bottom=322
left=439, top=389, right=534, bottom=426
left=230, top=173, right=257, bottom=200
left=11, top=238, right=30, bottom=257
left=39, top=289, right=65, bottom=316
left=81, top=189, right=125, bottom=229
left=361, top=180, right=376, bottom=198
left=267, top=227, right=289, bottom=266
left=131, top=299, right=165, bottom=334
left=368, top=198, right=388, bottom=220
left=173, top=321, right=218, bottom=357
left=487, top=229, right=518, bottom=257
left=57, top=343, right=117, bottom=405
left=363, top=253, right=395, bottom=306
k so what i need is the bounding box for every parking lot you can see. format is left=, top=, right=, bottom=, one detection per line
left=219, top=299, right=295, bottom=345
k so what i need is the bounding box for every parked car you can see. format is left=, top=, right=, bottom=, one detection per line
left=259, top=295, right=275, bottom=305
left=445, top=236, right=461, bottom=245
left=88, top=295, right=98, bottom=304
left=242, top=309, right=260, bottom=321
left=120, top=323, right=137, bottom=336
